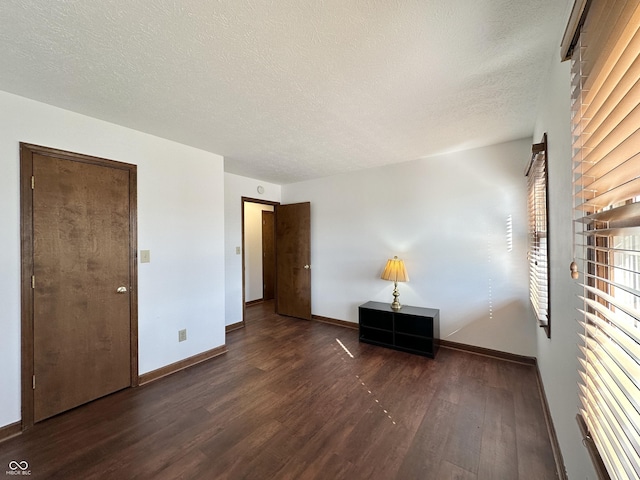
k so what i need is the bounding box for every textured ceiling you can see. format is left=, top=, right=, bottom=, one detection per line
left=0, top=0, right=569, bottom=184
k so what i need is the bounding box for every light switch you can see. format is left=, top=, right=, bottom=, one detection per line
left=236, top=246, right=241, bottom=255
left=140, top=250, right=151, bottom=263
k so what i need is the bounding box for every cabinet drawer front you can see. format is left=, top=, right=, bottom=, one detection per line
left=359, top=308, right=393, bottom=330
left=395, top=314, right=433, bottom=337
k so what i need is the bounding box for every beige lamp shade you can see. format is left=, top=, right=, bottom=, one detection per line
left=380, top=256, right=409, bottom=283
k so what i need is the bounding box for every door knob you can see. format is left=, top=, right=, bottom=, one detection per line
left=116, top=286, right=128, bottom=293
left=304, top=265, right=310, bottom=269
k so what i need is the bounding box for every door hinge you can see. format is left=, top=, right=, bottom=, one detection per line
left=32, top=375, right=35, bottom=390
left=31, top=276, right=35, bottom=289
left=31, top=176, right=34, bottom=189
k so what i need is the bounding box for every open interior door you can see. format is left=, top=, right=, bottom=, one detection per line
left=275, top=202, right=311, bottom=320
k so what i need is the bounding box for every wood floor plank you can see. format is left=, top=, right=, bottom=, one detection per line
left=0, top=301, right=558, bottom=479
left=437, top=460, right=478, bottom=480
left=510, top=362, right=559, bottom=479
left=442, top=375, right=487, bottom=474
left=395, top=396, right=458, bottom=478
left=478, top=386, right=519, bottom=479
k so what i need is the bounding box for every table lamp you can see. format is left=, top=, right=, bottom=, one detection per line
left=381, top=255, right=409, bottom=310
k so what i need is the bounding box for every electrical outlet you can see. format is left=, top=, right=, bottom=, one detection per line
left=178, top=329, right=187, bottom=342
left=235, top=246, right=241, bottom=255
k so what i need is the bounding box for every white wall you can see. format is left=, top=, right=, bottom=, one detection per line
left=244, top=202, right=274, bottom=302
left=282, top=138, right=534, bottom=356
left=532, top=23, right=597, bottom=480
left=0, top=91, right=226, bottom=429
left=224, top=173, right=281, bottom=326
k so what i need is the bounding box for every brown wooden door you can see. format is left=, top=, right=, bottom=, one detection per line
left=262, top=210, right=275, bottom=301
left=275, top=202, right=311, bottom=320
left=30, top=151, right=133, bottom=422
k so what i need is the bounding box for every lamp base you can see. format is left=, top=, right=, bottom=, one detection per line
left=390, top=282, right=402, bottom=310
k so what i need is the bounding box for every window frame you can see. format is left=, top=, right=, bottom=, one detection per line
left=525, top=133, right=551, bottom=338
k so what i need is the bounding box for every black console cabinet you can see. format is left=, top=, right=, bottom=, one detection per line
left=358, top=301, right=440, bottom=358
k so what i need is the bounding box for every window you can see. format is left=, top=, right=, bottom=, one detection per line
left=564, top=0, right=640, bottom=478
left=526, top=134, right=550, bottom=337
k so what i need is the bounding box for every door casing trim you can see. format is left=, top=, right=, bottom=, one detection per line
left=19, top=143, right=139, bottom=430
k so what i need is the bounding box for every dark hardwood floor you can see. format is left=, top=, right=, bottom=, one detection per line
left=1, top=301, right=558, bottom=479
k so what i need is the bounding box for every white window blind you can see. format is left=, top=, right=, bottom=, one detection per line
left=526, top=136, right=550, bottom=336
left=570, top=0, right=640, bottom=478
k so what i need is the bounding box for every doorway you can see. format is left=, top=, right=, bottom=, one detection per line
left=241, top=198, right=279, bottom=325
left=243, top=201, right=275, bottom=306
left=240, top=197, right=312, bottom=325
left=20, top=143, right=138, bottom=428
